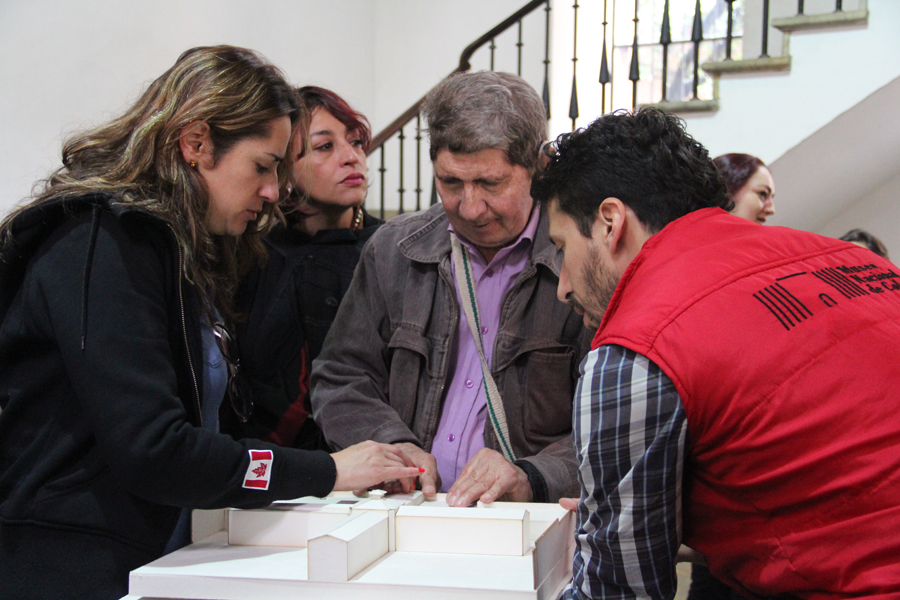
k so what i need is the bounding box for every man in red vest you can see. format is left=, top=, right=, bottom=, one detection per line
left=531, top=108, right=900, bottom=600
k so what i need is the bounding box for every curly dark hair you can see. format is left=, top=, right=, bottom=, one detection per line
left=531, top=107, right=730, bottom=236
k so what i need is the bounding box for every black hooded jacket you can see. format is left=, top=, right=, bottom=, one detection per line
left=226, top=209, right=383, bottom=448
left=0, top=194, right=335, bottom=599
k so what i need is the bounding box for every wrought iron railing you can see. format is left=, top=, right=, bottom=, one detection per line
left=586, top=0, right=860, bottom=114
left=367, top=0, right=865, bottom=216
left=365, top=0, right=551, bottom=219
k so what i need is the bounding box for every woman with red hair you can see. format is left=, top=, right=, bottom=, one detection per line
left=713, top=153, right=776, bottom=224
left=226, top=87, right=383, bottom=450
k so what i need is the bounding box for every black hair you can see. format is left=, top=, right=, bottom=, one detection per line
left=713, top=153, right=767, bottom=198
left=839, top=228, right=889, bottom=259
left=531, top=107, right=730, bottom=236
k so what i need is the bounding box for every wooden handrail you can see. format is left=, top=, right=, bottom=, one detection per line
left=369, top=95, right=428, bottom=154
left=457, top=0, right=548, bottom=72
left=367, top=0, right=548, bottom=156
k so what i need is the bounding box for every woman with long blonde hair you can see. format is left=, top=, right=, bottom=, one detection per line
left=0, top=46, right=418, bottom=600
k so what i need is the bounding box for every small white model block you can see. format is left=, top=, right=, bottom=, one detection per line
left=190, top=508, right=226, bottom=542
left=273, top=492, right=368, bottom=506
left=307, top=511, right=389, bottom=582
left=228, top=502, right=351, bottom=548
left=349, top=490, right=424, bottom=551
left=394, top=506, right=529, bottom=556
left=477, top=500, right=570, bottom=546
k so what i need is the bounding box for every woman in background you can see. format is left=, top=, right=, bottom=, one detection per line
left=840, top=228, right=890, bottom=259
left=714, top=153, right=776, bottom=224
left=228, top=86, right=383, bottom=450
left=0, top=47, right=416, bottom=600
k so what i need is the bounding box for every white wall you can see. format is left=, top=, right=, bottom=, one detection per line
left=371, top=0, right=533, bottom=132
left=816, top=170, right=900, bottom=260
left=0, top=0, right=377, bottom=216
left=681, top=0, right=900, bottom=164
left=0, top=0, right=528, bottom=217
left=548, top=0, right=898, bottom=163
left=368, top=0, right=541, bottom=213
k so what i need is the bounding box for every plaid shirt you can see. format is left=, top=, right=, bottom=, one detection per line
left=563, top=344, right=687, bottom=600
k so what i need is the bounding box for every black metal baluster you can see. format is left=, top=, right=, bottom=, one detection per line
left=517, top=20, right=524, bottom=76
left=542, top=0, right=552, bottom=119
left=490, top=38, right=496, bottom=71
left=599, top=0, right=610, bottom=113
left=798, top=0, right=805, bottom=14
left=691, top=0, right=703, bottom=100
left=629, top=0, right=639, bottom=111
left=569, top=1, right=580, bottom=130
left=761, top=0, right=770, bottom=58
left=725, top=0, right=736, bottom=60
left=397, top=127, right=405, bottom=215
left=415, top=115, right=422, bottom=211
left=660, top=0, right=671, bottom=101
left=379, top=146, right=386, bottom=220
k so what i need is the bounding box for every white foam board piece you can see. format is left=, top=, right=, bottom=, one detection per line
left=307, top=512, right=389, bottom=582
left=476, top=500, right=570, bottom=546
left=353, top=549, right=538, bottom=593
left=395, top=506, right=529, bottom=556
left=535, top=554, right=574, bottom=600
left=380, top=490, right=426, bottom=507
left=191, top=508, right=227, bottom=543
left=228, top=503, right=351, bottom=548
left=129, top=531, right=555, bottom=599
left=531, top=511, right=574, bottom=591
left=128, top=494, right=576, bottom=600
left=351, top=500, right=396, bottom=551
left=477, top=500, right=568, bottom=523
left=273, top=492, right=367, bottom=506
left=351, top=490, right=425, bottom=551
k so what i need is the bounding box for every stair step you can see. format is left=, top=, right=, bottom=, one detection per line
left=703, top=55, right=791, bottom=75
left=772, top=8, right=868, bottom=33
left=642, top=99, right=719, bottom=115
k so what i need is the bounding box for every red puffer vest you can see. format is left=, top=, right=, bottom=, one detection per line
left=593, top=208, right=900, bottom=600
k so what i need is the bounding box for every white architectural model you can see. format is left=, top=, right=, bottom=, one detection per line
left=126, top=492, right=575, bottom=600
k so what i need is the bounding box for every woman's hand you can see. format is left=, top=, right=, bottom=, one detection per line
left=331, top=440, right=423, bottom=492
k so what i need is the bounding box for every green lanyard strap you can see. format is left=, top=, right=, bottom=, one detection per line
left=450, top=234, right=517, bottom=463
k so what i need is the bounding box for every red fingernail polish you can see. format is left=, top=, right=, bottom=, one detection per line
left=418, top=468, right=425, bottom=473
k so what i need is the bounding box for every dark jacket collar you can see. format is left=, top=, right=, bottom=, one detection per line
left=267, top=207, right=384, bottom=247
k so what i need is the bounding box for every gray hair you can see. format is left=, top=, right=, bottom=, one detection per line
left=421, top=71, right=546, bottom=172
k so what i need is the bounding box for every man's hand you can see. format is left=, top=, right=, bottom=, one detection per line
left=558, top=497, right=579, bottom=511
left=445, top=448, right=532, bottom=507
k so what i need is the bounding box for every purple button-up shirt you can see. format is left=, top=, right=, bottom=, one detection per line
left=433, top=205, right=540, bottom=491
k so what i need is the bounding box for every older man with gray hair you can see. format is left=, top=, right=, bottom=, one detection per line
left=312, top=71, right=589, bottom=506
